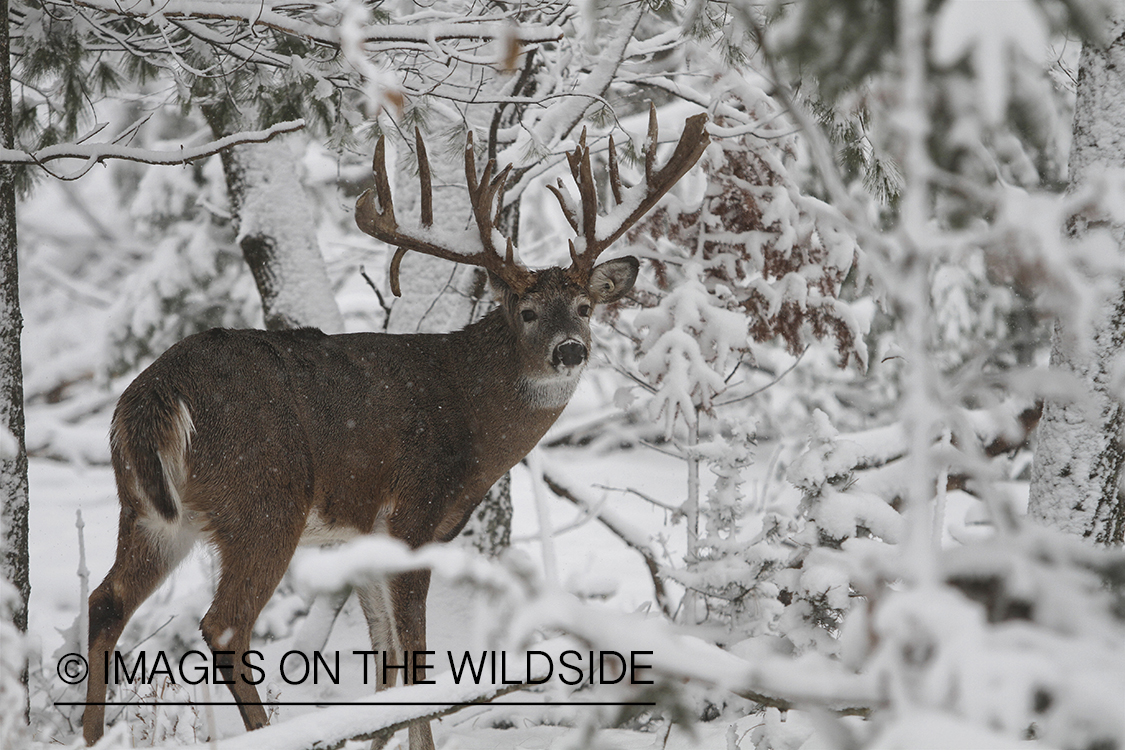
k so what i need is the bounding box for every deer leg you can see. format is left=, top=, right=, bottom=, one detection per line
left=200, top=533, right=295, bottom=732
left=84, top=511, right=190, bottom=745
left=356, top=577, right=403, bottom=750
left=357, top=577, right=401, bottom=690
left=391, top=569, right=434, bottom=750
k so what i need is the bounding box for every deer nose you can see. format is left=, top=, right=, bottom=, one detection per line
left=553, top=341, right=588, bottom=368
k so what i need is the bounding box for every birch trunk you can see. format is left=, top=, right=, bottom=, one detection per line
left=1028, top=9, right=1125, bottom=545
left=208, top=125, right=345, bottom=333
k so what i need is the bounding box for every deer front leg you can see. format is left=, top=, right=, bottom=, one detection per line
left=391, top=569, right=434, bottom=750
left=356, top=576, right=406, bottom=750
left=357, top=577, right=402, bottom=690
left=356, top=570, right=435, bottom=750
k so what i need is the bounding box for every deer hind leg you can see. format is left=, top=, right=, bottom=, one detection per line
left=84, top=510, right=194, bottom=745
left=200, top=531, right=297, bottom=733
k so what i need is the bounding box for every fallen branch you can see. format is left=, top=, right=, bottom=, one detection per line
left=139, top=677, right=534, bottom=750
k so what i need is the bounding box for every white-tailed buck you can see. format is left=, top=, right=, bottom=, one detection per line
left=83, top=110, right=708, bottom=748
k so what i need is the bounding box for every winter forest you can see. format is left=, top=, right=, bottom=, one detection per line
left=1, top=0, right=1124, bottom=747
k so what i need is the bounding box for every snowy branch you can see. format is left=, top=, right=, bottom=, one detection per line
left=511, top=594, right=883, bottom=717
left=0, top=120, right=305, bottom=179
left=56, top=0, right=563, bottom=47
left=539, top=468, right=675, bottom=618
left=170, top=677, right=535, bottom=750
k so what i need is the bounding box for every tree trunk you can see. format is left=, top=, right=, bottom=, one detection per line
left=0, top=0, right=31, bottom=735
left=206, top=120, right=344, bottom=333
left=1028, top=11, right=1125, bottom=545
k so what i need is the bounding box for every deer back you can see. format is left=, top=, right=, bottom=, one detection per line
left=112, top=303, right=580, bottom=550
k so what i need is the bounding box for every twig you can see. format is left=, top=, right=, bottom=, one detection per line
left=639, top=440, right=687, bottom=461
left=540, top=470, right=675, bottom=619
left=593, top=484, right=681, bottom=513
left=358, top=265, right=393, bottom=326
left=714, top=346, right=809, bottom=408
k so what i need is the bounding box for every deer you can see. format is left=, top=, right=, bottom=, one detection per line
left=82, top=108, right=709, bottom=749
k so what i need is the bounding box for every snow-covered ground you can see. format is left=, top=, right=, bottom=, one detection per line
left=24, top=405, right=758, bottom=748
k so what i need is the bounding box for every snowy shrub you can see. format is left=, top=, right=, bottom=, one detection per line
left=631, top=85, right=870, bottom=370
left=104, top=156, right=259, bottom=376
left=619, top=87, right=873, bottom=636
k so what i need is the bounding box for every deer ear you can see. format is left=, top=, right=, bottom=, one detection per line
left=588, top=257, right=639, bottom=304
left=488, top=270, right=519, bottom=306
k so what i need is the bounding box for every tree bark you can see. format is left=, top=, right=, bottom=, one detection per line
left=1028, top=10, right=1125, bottom=545
left=204, top=114, right=345, bottom=333
left=0, top=0, right=31, bottom=733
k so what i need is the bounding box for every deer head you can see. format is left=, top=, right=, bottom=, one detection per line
left=355, top=107, right=710, bottom=399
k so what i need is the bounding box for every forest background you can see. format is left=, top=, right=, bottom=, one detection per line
left=1, top=0, right=1124, bottom=747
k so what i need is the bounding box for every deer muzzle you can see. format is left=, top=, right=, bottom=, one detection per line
left=553, top=340, right=588, bottom=369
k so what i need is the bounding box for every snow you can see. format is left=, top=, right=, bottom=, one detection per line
left=932, top=0, right=1050, bottom=125
left=9, top=3, right=1125, bottom=746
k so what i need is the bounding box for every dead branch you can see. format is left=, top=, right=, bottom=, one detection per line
left=539, top=470, right=675, bottom=618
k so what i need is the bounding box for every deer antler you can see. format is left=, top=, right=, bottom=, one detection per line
left=355, top=129, right=535, bottom=297
left=548, top=105, right=710, bottom=286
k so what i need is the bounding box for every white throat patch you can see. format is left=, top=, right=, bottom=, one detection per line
left=518, top=372, right=582, bottom=410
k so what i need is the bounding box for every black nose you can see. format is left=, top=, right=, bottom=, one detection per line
left=553, top=341, right=588, bottom=368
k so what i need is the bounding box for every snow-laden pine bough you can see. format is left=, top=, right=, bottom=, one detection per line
left=81, top=109, right=710, bottom=749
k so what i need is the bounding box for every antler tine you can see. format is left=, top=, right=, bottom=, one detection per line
left=370, top=135, right=396, bottom=229
left=546, top=178, right=578, bottom=233
left=607, top=134, right=622, bottom=206
left=575, top=129, right=598, bottom=253
left=490, top=162, right=513, bottom=228
left=416, top=128, right=432, bottom=227
left=387, top=130, right=434, bottom=297
left=356, top=131, right=534, bottom=297
left=463, top=131, right=534, bottom=290
left=564, top=109, right=710, bottom=284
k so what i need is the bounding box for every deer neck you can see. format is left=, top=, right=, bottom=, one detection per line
left=459, top=308, right=580, bottom=413
left=453, top=310, right=576, bottom=467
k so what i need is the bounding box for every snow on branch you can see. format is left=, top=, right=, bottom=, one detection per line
left=537, top=466, right=675, bottom=618
left=510, top=593, right=882, bottom=716
left=0, top=120, right=305, bottom=179
left=174, top=675, right=537, bottom=750
left=59, top=0, right=563, bottom=47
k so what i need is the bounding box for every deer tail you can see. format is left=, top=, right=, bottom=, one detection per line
left=111, top=388, right=195, bottom=522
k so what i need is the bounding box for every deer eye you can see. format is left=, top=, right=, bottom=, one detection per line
left=520, top=309, right=538, bottom=323
left=578, top=304, right=592, bottom=318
